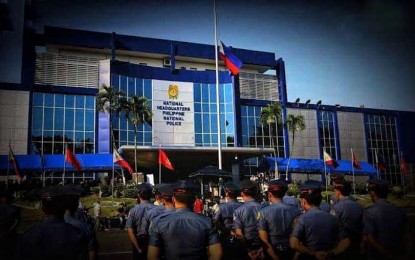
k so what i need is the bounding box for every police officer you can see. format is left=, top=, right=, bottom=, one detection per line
left=0, top=190, right=21, bottom=259
left=233, top=180, right=262, bottom=244
left=147, top=180, right=222, bottom=260
left=63, top=184, right=99, bottom=260
left=258, top=180, right=300, bottom=260
left=16, top=185, right=88, bottom=259
left=212, top=182, right=243, bottom=259
left=282, top=189, right=302, bottom=215
left=330, top=180, right=364, bottom=259
left=304, top=180, right=331, bottom=213
left=290, top=183, right=348, bottom=259
left=329, top=174, right=345, bottom=206
left=126, top=183, right=155, bottom=260
left=363, top=179, right=412, bottom=259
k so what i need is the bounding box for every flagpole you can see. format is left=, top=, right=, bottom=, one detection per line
left=351, top=148, right=356, bottom=195
left=375, top=148, right=379, bottom=179
left=7, top=142, right=11, bottom=191
left=214, top=0, right=222, bottom=170
left=158, top=146, right=162, bottom=184
left=63, top=143, right=66, bottom=186
left=324, top=148, right=328, bottom=202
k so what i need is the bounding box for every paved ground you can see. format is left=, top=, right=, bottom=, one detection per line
left=97, top=229, right=132, bottom=260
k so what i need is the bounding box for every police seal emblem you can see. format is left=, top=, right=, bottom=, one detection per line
left=168, top=84, right=178, bottom=99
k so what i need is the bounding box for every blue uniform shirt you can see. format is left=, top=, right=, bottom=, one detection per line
left=64, top=214, right=98, bottom=251
left=140, top=204, right=165, bottom=236
left=233, top=198, right=262, bottom=240
left=148, top=207, right=219, bottom=260
left=282, top=195, right=303, bottom=215
left=291, top=207, right=339, bottom=251
left=331, top=196, right=364, bottom=239
left=258, top=201, right=300, bottom=249
left=16, top=217, right=88, bottom=259
left=126, top=201, right=156, bottom=236
left=363, top=199, right=410, bottom=257
left=213, top=199, right=242, bottom=231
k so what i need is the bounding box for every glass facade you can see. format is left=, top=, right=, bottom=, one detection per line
left=366, top=114, right=401, bottom=184
left=318, top=110, right=338, bottom=159
left=194, top=83, right=234, bottom=147
left=112, top=75, right=153, bottom=147
left=31, top=92, right=95, bottom=154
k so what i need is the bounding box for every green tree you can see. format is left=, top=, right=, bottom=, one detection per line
left=285, top=113, right=306, bottom=177
left=259, top=102, right=282, bottom=179
left=121, top=95, right=152, bottom=175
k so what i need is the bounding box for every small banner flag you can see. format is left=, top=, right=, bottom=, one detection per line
left=324, top=150, right=339, bottom=168
left=8, top=146, right=23, bottom=181
left=159, top=149, right=174, bottom=170
left=352, top=151, right=362, bottom=170
left=113, top=149, right=134, bottom=174
left=400, top=153, right=408, bottom=175
left=375, top=151, right=386, bottom=172
left=65, top=146, right=82, bottom=172
left=219, top=41, right=243, bottom=76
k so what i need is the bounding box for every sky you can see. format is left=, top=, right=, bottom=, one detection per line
left=9, top=0, right=415, bottom=111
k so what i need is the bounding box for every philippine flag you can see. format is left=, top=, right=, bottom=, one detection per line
left=219, top=41, right=243, bottom=76
left=324, top=151, right=339, bottom=168
left=113, top=149, right=134, bottom=174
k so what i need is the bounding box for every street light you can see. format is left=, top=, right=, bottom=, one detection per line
left=316, top=100, right=322, bottom=108
left=305, top=99, right=311, bottom=108
left=295, top=98, right=300, bottom=107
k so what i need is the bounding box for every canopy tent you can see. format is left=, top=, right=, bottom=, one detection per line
left=0, top=154, right=120, bottom=172
left=261, top=157, right=377, bottom=176
left=189, top=165, right=233, bottom=179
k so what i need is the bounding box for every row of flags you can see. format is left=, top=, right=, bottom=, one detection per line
left=6, top=146, right=175, bottom=180
left=323, top=149, right=409, bottom=175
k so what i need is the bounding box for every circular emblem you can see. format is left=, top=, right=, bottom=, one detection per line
left=168, top=84, right=179, bottom=99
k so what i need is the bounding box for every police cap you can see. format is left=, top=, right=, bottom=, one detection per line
left=333, top=180, right=351, bottom=189
left=331, top=173, right=345, bottom=181
left=173, top=180, right=199, bottom=195
left=136, top=183, right=154, bottom=196
left=41, top=185, right=65, bottom=201
left=367, top=179, right=389, bottom=186
left=224, top=182, right=241, bottom=194
left=240, top=180, right=257, bottom=194
left=155, top=183, right=174, bottom=197
left=299, top=183, right=322, bottom=197
left=267, top=180, right=288, bottom=193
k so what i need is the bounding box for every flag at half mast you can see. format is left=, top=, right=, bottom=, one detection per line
left=219, top=41, right=243, bottom=76
left=113, top=149, right=134, bottom=174
left=65, top=146, right=82, bottom=172
left=324, top=150, right=339, bottom=168
left=8, top=146, right=23, bottom=181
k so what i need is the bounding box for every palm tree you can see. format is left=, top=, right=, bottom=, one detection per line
left=121, top=95, right=152, bottom=175
left=259, top=102, right=282, bottom=179
left=96, top=84, right=126, bottom=150
left=285, top=113, right=306, bottom=177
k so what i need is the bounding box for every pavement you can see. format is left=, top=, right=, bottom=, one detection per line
left=97, top=229, right=132, bottom=260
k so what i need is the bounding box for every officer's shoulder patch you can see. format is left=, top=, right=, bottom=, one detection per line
left=257, top=211, right=261, bottom=220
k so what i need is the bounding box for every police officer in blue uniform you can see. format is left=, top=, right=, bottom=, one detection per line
left=290, top=183, right=348, bottom=259
left=363, top=179, right=412, bottom=259
left=126, top=183, right=156, bottom=260
left=233, top=180, right=262, bottom=244
left=63, top=184, right=99, bottom=260
left=282, top=189, right=302, bottom=215
left=330, top=179, right=364, bottom=259
left=304, top=179, right=330, bottom=213
left=16, top=185, right=88, bottom=259
left=329, top=174, right=345, bottom=206
left=148, top=180, right=222, bottom=260
left=0, top=190, right=21, bottom=259
left=259, top=180, right=300, bottom=260
left=212, top=182, right=244, bottom=259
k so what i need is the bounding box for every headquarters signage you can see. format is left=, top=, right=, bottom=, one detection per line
left=152, top=80, right=195, bottom=146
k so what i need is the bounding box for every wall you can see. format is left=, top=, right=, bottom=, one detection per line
left=337, top=111, right=367, bottom=161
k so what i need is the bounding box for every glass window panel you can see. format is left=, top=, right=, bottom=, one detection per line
left=211, top=134, right=218, bottom=145
left=75, top=110, right=85, bottom=131
left=194, top=103, right=201, bottom=113
left=203, top=114, right=210, bottom=132
left=226, top=103, right=233, bottom=112
left=85, top=110, right=94, bottom=131
left=44, top=108, right=53, bottom=130
left=202, top=84, right=209, bottom=102
left=53, top=131, right=63, bottom=142
left=120, top=76, right=127, bottom=96
left=194, top=83, right=201, bottom=102
left=137, top=132, right=143, bottom=143
left=65, top=131, right=74, bottom=142
left=65, top=109, right=74, bottom=130
left=144, top=123, right=151, bottom=132
left=211, top=115, right=218, bottom=133
left=85, top=96, right=94, bottom=109
left=75, top=132, right=84, bottom=142
left=75, top=96, right=85, bottom=108
left=136, top=79, right=143, bottom=97
left=248, top=106, right=255, bottom=117
left=195, top=134, right=202, bottom=144
left=85, top=132, right=94, bottom=142
left=44, top=93, right=54, bottom=107
left=144, top=133, right=152, bottom=143
left=54, top=108, right=64, bottom=130
left=210, top=104, right=217, bottom=113
left=120, top=131, right=127, bottom=143
left=33, top=93, right=43, bottom=106
left=209, top=84, right=216, bottom=102
left=195, top=114, right=202, bottom=133
left=128, top=133, right=134, bottom=143
left=202, top=104, right=209, bottom=113
left=55, top=95, right=64, bottom=107
left=32, top=107, right=43, bottom=130
left=242, top=136, right=248, bottom=146
left=225, top=85, right=233, bottom=102
left=144, top=80, right=152, bottom=99
left=120, top=115, right=127, bottom=129
left=241, top=106, right=247, bottom=117
left=65, top=95, right=74, bottom=108
left=203, top=134, right=210, bottom=144
left=128, top=77, right=136, bottom=97
left=43, top=130, right=53, bottom=140
left=220, top=104, right=225, bottom=112
left=219, top=85, right=225, bottom=103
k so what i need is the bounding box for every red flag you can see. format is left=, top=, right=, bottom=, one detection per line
left=324, top=151, right=339, bottom=168
left=400, top=154, right=408, bottom=175
left=375, top=151, right=386, bottom=171
left=8, top=146, right=23, bottom=181
left=219, top=41, right=243, bottom=76
left=113, top=149, right=134, bottom=174
left=159, top=149, right=174, bottom=170
left=65, top=147, right=82, bottom=172
left=352, top=152, right=362, bottom=170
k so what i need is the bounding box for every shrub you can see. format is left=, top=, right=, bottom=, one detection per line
left=392, top=186, right=403, bottom=198
left=355, top=184, right=367, bottom=194
left=90, top=186, right=100, bottom=195
left=287, top=183, right=300, bottom=197
left=123, top=188, right=137, bottom=198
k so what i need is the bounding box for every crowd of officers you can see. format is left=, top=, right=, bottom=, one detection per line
left=2, top=175, right=413, bottom=259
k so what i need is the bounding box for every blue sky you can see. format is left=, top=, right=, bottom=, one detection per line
left=24, top=0, right=415, bottom=111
